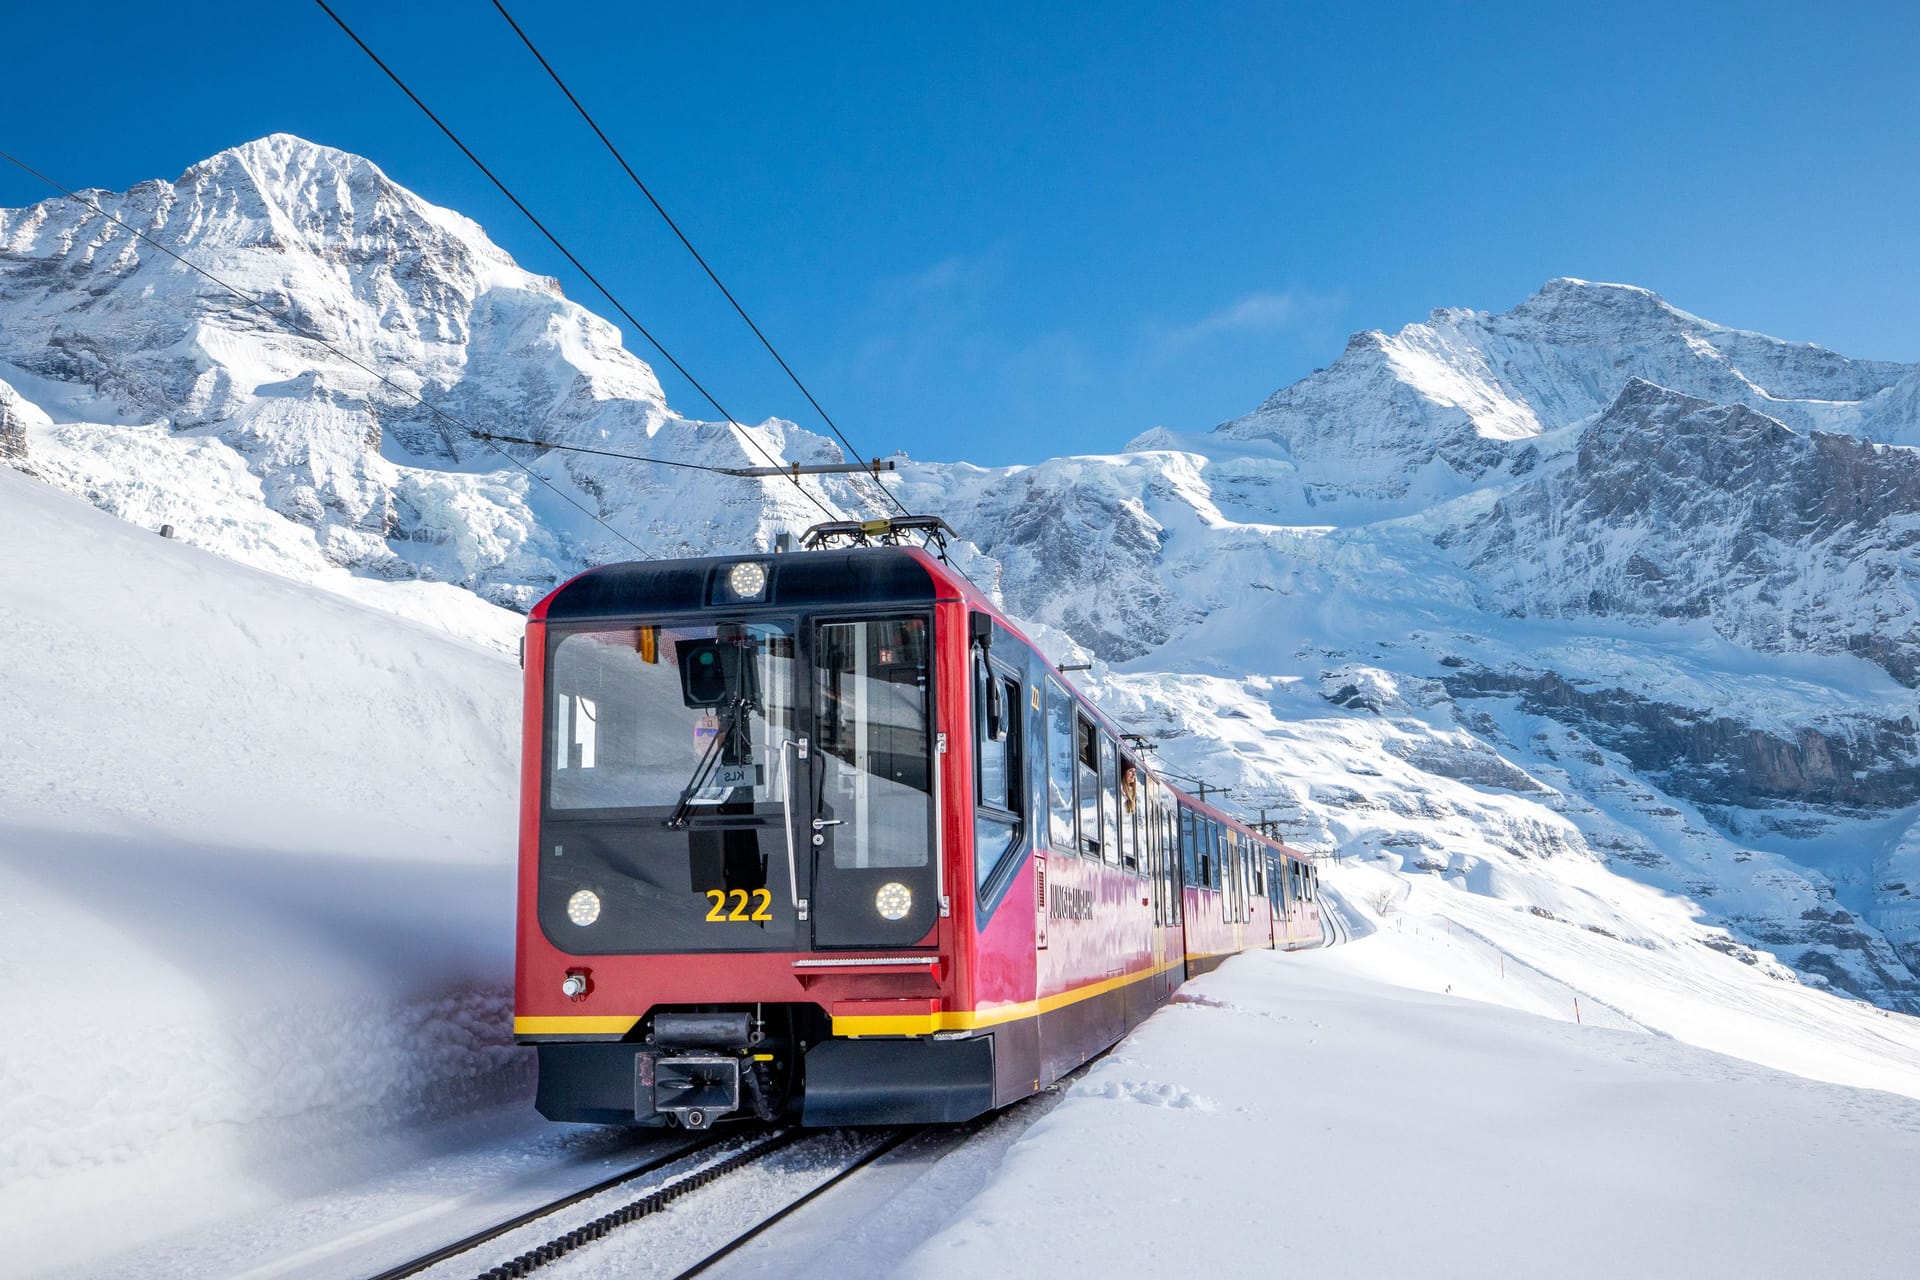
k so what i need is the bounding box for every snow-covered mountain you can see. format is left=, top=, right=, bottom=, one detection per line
left=0, top=134, right=862, bottom=612
left=8, top=134, right=1920, bottom=1016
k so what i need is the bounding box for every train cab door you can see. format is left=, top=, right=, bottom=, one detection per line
left=806, top=614, right=944, bottom=950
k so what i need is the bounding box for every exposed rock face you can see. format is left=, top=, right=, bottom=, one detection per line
left=1181, top=278, right=1911, bottom=521
left=0, top=385, right=24, bottom=463
left=1450, top=380, right=1920, bottom=686
left=1443, top=664, right=1920, bottom=813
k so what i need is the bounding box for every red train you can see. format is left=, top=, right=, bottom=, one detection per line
left=513, top=525, right=1322, bottom=1128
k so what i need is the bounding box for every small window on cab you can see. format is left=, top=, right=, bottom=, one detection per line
left=973, top=635, right=1024, bottom=894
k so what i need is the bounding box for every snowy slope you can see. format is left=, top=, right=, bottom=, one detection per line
left=900, top=909, right=1920, bottom=1280
left=0, top=467, right=529, bottom=1274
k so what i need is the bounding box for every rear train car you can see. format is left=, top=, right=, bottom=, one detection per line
left=513, top=540, right=1322, bottom=1128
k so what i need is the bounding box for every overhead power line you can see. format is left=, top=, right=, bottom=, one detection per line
left=487, top=0, right=910, bottom=522
left=313, top=0, right=839, bottom=523
left=0, top=147, right=833, bottom=558
left=472, top=431, right=898, bottom=479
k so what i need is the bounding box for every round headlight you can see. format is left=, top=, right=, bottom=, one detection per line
left=728, top=561, right=767, bottom=598
left=875, top=882, right=912, bottom=921
left=566, top=889, right=601, bottom=926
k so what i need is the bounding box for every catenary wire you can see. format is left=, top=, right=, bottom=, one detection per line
left=334, top=0, right=987, bottom=592
left=0, top=147, right=816, bottom=556
left=312, top=0, right=840, bottom=522
left=470, top=430, right=895, bottom=480
left=487, top=0, right=909, bottom=521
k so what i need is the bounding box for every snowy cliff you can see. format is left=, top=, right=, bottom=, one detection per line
left=7, top=135, right=1920, bottom=1011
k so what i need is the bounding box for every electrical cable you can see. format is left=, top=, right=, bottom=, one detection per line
left=312, top=0, right=839, bottom=522
left=487, top=0, right=909, bottom=522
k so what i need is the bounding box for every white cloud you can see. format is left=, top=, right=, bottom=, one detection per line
left=1150, top=289, right=1343, bottom=355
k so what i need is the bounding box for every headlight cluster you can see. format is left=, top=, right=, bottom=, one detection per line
left=567, top=889, right=602, bottom=926
left=726, top=561, right=767, bottom=600
left=875, top=882, right=912, bottom=921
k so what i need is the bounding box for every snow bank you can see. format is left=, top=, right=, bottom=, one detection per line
left=0, top=469, right=528, bottom=1274
left=904, top=891, right=1920, bottom=1279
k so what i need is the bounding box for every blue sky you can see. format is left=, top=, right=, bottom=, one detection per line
left=3, top=1, right=1916, bottom=465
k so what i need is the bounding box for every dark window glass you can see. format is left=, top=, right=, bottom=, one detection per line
left=1076, top=716, right=1101, bottom=857
left=1121, top=757, right=1140, bottom=873
left=1046, top=679, right=1075, bottom=850
left=1099, top=733, right=1119, bottom=865
left=549, top=622, right=795, bottom=813
left=974, top=653, right=1023, bottom=892
left=815, top=617, right=930, bottom=869
left=1180, top=806, right=1197, bottom=885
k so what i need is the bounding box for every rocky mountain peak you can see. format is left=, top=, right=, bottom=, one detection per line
left=172, top=133, right=511, bottom=274
left=1454, top=375, right=1920, bottom=685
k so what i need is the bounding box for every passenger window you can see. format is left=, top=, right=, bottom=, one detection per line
left=1099, top=734, right=1120, bottom=865
left=1180, top=807, right=1197, bottom=885
left=1045, top=680, right=1075, bottom=851
left=1076, top=716, right=1101, bottom=857
left=1120, top=757, right=1140, bottom=873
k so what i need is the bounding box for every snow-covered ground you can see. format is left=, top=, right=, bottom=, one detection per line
left=8, top=463, right=1920, bottom=1279
left=0, top=467, right=531, bottom=1275
left=904, top=888, right=1920, bottom=1279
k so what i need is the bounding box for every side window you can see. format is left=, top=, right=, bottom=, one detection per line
left=1199, top=818, right=1214, bottom=889
left=1046, top=679, right=1075, bottom=851
left=974, top=651, right=1023, bottom=892
left=975, top=651, right=1008, bottom=810
left=1180, top=806, right=1197, bottom=885
left=1120, top=757, right=1140, bottom=873
left=1099, top=733, right=1120, bottom=866
left=1076, top=715, right=1101, bottom=857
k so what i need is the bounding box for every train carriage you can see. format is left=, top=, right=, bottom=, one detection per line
left=513, top=533, right=1321, bottom=1129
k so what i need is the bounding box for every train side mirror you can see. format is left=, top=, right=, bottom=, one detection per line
left=679, top=639, right=740, bottom=707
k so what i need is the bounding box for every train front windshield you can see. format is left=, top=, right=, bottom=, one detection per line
left=550, top=624, right=797, bottom=815
left=539, top=614, right=939, bottom=953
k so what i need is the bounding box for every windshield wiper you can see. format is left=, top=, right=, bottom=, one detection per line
left=665, top=692, right=753, bottom=829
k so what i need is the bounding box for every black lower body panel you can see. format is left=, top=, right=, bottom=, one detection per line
left=534, top=1043, right=668, bottom=1126
left=801, top=1035, right=995, bottom=1125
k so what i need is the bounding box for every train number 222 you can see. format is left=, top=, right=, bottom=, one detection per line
left=704, top=889, right=773, bottom=922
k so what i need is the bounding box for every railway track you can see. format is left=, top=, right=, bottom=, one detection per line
left=362, top=1125, right=920, bottom=1280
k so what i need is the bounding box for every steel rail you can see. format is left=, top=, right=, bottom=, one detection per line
left=667, top=1127, right=925, bottom=1280
left=360, top=1136, right=715, bottom=1280
left=448, top=1128, right=808, bottom=1280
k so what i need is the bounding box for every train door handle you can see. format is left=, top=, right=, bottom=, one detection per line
left=811, top=818, right=843, bottom=830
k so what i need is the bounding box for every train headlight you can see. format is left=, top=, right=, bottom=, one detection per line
left=727, top=561, right=767, bottom=600
left=875, top=882, right=912, bottom=921
left=566, top=889, right=602, bottom=926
